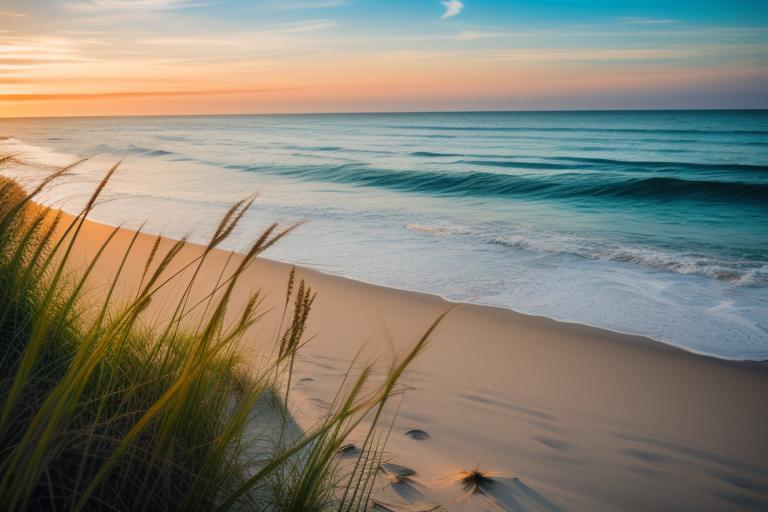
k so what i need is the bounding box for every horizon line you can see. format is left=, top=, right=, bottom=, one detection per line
left=2, top=106, right=767, bottom=121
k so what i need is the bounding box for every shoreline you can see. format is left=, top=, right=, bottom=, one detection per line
left=51, top=210, right=768, bottom=366
left=253, top=264, right=768, bottom=366
left=53, top=207, right=768, bottom=511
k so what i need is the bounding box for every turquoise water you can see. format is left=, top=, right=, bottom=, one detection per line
left=1, top=111, right=767, bottom=359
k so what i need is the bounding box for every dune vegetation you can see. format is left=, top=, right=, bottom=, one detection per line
left=0, top=156, right=442, bottom=511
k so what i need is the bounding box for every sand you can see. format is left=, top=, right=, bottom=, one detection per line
left=57, top=211, right=768, bottom=512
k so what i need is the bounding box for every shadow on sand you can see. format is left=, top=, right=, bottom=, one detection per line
left=462, top=477, right=563, bottom=512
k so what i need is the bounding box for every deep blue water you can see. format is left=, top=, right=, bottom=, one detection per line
left=1, top=110, right=767, bottom=359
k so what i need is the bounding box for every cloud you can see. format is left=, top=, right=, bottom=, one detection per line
left=261, top=0, right=348, bottom=10
left=0, top=88, right=295, bottom=102
left=67, top=0, right=208, bottom=12
left=618, top=17, right=678, bottom=25
left=0, top=11, right=28, bottom=17
left=487, top=48, right=699, bottom=62
left=454, top=30, right=509, bottom=41
left=275, top=19, right=337, bottom=33
left=0, top=35, right=105, bottom=70
left=139, top=20, right=336, bottom=47
left=441, top=0, right=463, bottom=19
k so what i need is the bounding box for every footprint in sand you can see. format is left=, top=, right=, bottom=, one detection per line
left=309, top=397, right=331, bottom=408
left=622, top=448, right=671, bottom=464
left=449, top=469, right=564, bottom=512
left=405, top=429, right=430, bottom=440
left=535, top=436, right=572, bottom=453
left=378, top=464, right=433, bottom=505
left=380, top=463, right=416, bottom=480
left=337, top=443, right=362, bottom=457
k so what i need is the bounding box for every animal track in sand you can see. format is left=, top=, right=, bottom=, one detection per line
left=380, top=463, right=417, bottom=481
left=449, top=468, right=564, bottom=512
left=622, top=448, right=671, bottom=464
left=405, top=429, right=430, bottom=440
left=456, top=392, right=557, bottom=421
left=309, top=397, right=331, bottom=408
left=337, top=443, right=362, bottom=457
left=535, top=436, right=572, bottom=452
left=378, top=464, right=431, bottom=504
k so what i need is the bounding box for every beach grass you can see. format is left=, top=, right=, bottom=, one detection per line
left=0, top=159, right=441, bottom=511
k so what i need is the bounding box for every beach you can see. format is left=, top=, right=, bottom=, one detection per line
left=63, top=211, right=768, bottom=512
left=3, top=0, right=767, bottom=509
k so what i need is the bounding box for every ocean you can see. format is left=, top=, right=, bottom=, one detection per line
left=1, top=110, right=767, bottom=360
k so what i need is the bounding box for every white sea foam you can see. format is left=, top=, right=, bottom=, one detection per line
left=1, top=137, right=82, bottom=170
left=406, top=217, right=766, bottom=305
left=489, top=227, right=766, bottom=287
left=406, top=223, right=472, bottom=235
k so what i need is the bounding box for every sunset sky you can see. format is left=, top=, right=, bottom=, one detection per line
left=1, top=0, right=767, bottom=117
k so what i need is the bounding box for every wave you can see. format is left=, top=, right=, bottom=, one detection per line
left=386, top=125, right=768, bottom=136
left=285, top=145, right=342, bottom=152
left=284, top=145, right=401, bottom=156
left=87, top=143, right=178, bottom=158
left=460, top=157, right=768, bottom=174
left=487, top=230, right=768, bottom=287
left=406, top=223, right=472, bottom=235
left=462, top=159, right=584, bottom=170
left=124, top=145, right=176, bottom=157
left=414, top=153, right=767, bottom=174
left=237, top=163, right=768, bottom=205
left=418, top=134, right=456, bottom=139
left=6, top=137, right=767, bottom=208
left=548, top=156, right=768, bottom=172
left=406, top=220, right=767, bottom=286
left=6, top=139, right=177, bottom=161
left=1, top=137, right=82, bottom=169
left=410, top=151, right=463, bottom=157
left=5, top=137, right=766, bottom=294
left=600, top=176, right=768, bottom=202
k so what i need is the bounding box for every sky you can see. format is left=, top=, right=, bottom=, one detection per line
left=1, top=0, right=767, bottom=117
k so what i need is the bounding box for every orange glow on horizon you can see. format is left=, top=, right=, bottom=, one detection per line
left=1, top=2, right=766, bottom=117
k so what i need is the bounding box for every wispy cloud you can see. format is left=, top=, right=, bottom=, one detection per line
left=489, top=48, right=699, bottom=62
left=0, top=11, right=28, bottom=17
left=275, top=19, right=337, bottom=33
left=441, top=0, right=463, bottom=19
left=618, top=17, right=678, bottom=25
left=139, top=20, right=336, bottom=47
left=0, top=88, right=295, bottom=102
left=0, top=35, right=106, bottom=70
left=454, top=30, right=508, bottom=41
left=367, top=47, right=703, bottom=65
left=261, top=0, right=348, bottom=10
left=67, top=0, right=208, bottom=12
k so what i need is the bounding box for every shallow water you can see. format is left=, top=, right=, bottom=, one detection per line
left=1, top=110, right=767, bottom=359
